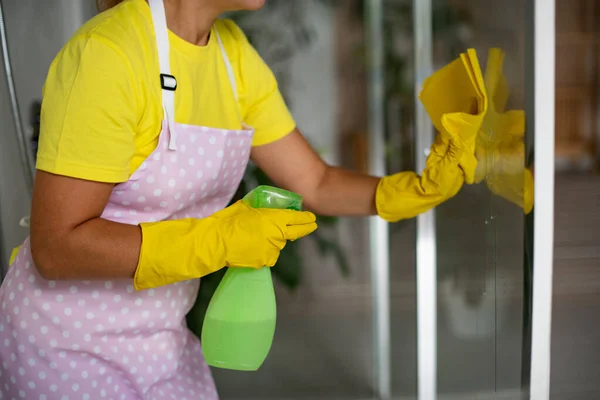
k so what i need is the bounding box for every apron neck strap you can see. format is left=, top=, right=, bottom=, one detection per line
left=149, top=0, right=177, bottom=150
left=215, top=30, right=238, bottom=103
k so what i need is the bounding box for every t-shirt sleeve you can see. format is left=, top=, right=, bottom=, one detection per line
left=36, top=34, right=139, bottom=183
left=223, top=21, right=296, bottom=147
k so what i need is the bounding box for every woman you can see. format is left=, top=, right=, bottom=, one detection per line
left=0, top=0, right=475, bottom=398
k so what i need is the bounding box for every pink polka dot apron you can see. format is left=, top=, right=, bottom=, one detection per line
left=0, top=0, right=253, bottom=398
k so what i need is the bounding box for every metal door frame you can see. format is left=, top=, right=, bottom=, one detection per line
left=413, top=0, right=436, bottom=399
left=529, top=0, right=556, bottom=398
left=365, top=1, right=392, bottom=399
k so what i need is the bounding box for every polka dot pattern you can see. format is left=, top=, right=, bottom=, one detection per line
left=0, top=118, right=251, bottom=398
left=102, top=121, right=252, bottom=224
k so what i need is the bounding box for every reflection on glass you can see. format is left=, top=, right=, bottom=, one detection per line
left=431, top=0, right=532, bottom=396
left=478, top=49, right=534, bottom=216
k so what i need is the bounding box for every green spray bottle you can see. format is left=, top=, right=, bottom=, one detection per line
left=201, top=185, right=303, bottom=371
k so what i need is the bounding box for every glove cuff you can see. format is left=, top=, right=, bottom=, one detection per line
left=375, top=177, right=397, bottom=223
left=134, top=218, right=224, bottom=291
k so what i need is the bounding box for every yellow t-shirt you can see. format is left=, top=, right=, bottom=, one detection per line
left=37, top=0, right=296, bottom=183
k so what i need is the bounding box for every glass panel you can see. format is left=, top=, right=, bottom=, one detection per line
left=389, top=217, right=418, bottom=399
left=382, top=0, right=420, bottom=396
left=430, top=0, right=531, bottom=398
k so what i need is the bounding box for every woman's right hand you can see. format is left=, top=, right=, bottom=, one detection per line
left=134, top=200, right=317, bottom=291
left=213, top=200, right=318, bottom=268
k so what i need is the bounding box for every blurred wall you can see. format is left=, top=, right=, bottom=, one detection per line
left=287, top=1, right=339, bottom=166
left=0, top=1, right=97, bottom=265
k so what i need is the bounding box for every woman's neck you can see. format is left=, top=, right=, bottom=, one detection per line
left=163, top=0, right=219, bottom=46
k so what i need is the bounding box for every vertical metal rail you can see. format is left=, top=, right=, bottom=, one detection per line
left=413, top=0, right=436, bottom=398
left=365, top=1, right=391, bottom=398
left=0, top=0, right=35, bottom=193
left=0, top=197, right=6, bottom=278
left=0, top=0, right=34, bottom=280
left=530, top=0, right=556, bottom=398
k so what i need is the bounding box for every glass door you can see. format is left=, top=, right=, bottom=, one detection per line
left=409, top=0, right=555, bottom=398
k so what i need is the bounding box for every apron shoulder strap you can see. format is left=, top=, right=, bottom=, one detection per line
left=149, top=0, right=178, bottom=150
left=214, top=25, right=239, bottom=102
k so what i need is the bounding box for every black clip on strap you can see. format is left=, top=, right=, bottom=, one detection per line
left=160, top=74, right=177, bottom=91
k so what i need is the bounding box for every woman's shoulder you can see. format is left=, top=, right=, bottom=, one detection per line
left=57, top=0, right=153, bottom=67
left=214, top=19, right=246, bottom=40
left=213, top=19, right=252, bottom=60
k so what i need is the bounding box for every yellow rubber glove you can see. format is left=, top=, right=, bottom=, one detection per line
left=376, top=49, right=488, bottom=223
left=376, top=130, right=473, bottom=223
left=134, top=200, right=318, bottom=291
left=9, top=247, right=20, bottom=265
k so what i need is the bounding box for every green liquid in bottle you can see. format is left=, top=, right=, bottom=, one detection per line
left=201, top=186, right=303, bottom=371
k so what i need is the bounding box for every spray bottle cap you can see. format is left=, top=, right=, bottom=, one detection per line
left=242, top=185, right=303, bottom=211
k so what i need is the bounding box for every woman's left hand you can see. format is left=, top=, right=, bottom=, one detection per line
left=376, top=129, right=475, bottom=222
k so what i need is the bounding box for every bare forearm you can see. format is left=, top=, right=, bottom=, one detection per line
left=306, top=166, right=381, bottom=217
left=32, top=218, right=141, bottom=281
left=251, top=130, right=381, bottom=217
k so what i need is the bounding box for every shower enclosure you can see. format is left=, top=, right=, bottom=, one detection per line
left=0, top=0, right=554, bottom=399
